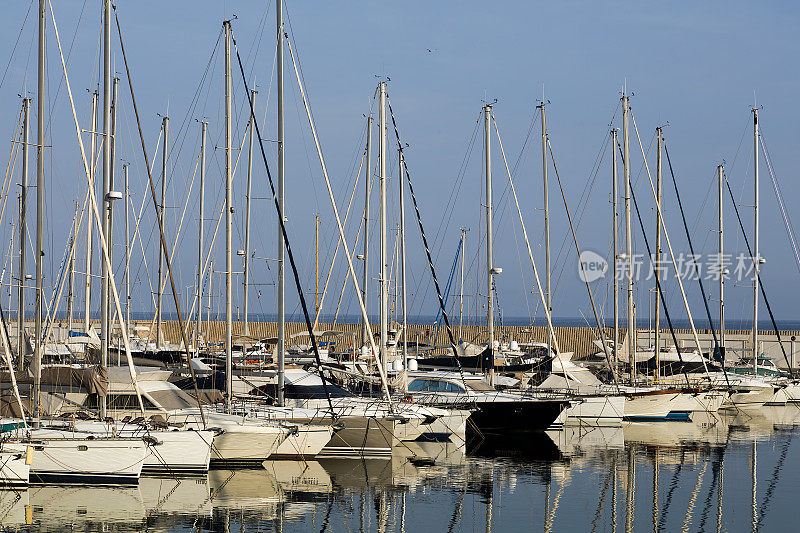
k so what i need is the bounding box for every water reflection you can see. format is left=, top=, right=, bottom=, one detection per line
left=3, top=406, right=800, bottom=531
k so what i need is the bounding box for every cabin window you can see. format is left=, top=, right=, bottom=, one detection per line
left=408, top=379, right=465, bottom=393
left=408, top=379, right=432, bottom=392
left=86, top=394, right=157, bottom=410
left=444, top=382, right=466, bottom=393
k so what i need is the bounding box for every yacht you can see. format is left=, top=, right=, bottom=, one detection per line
left=403, top=371, right=569, bottom=435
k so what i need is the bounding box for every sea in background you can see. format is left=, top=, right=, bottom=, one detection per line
left=102, top=312, right=800, bottom=332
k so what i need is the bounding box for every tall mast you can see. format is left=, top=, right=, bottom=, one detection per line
left=378, top=81, right=388, bottom=372
left=223, top=20, right=233, bottom=403
left=484, top=103, right=494, bottom=383
left=108, top=76, right=119, bottom=340
left=33, top=0, right=45, bottom=425
left=84, top=91, right=98, bottom=334
left=362, top=115, right=372, bottom=349
left=100, top=0, right=112, bottom=414
left=538, top=102, right=552, bottom=356
left=276, top=0, right=285, bottom=407
left=752, top=107, right=759, bottom=372
left=611, top=128, right=619, bottom=375
left=459, top=227, right=466, bottom=341
left=315, top=215, right=320, bottom=313
left=18, top=97, right=29, bottom=371
left=68, top=200, right=77, bottom=336
left=157, top=116, right=169, bottom=349
left=243, top=90, right=256, bottom=336
left=399, top=149, right=408, bottom=369
left=654, top=126, right=662, bottom=379
left=196, top=121, right=207, bottom=355
left=622, top=93, right=634, bottom=384
left=718, top=164, right=725, bottom=362
left=124, top=163, right=130, bottom=336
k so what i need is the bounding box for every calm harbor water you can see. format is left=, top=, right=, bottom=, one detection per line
left=3, top=407, right=800, bottom=531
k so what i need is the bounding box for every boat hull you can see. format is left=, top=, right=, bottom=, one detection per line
left=68, top=421, right=213, bottom=476
left=316, top=417, right=395, bottom=458
left=623, top=391, right=683, bottom=420
left=27, top=435, right=146, bottom=485
left=142, top=430, right=214, bottom=475
left=0, top=446, right=30, bottom=487
left=722, top=386, right=778, bottom=409
left=467, top=400, right=568, bottom=435
left=556, top=395, right=625, bottom=427
left=209, top=426, right=286, bottom=465
left=419, top=409, right=471, bottom=441
left=272, top=424, right=335, bottom=458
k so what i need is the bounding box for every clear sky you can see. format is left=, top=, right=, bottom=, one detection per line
left=0, top=1, right=798, bottom=329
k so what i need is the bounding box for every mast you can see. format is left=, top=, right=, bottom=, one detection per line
left=484, top=103, right=494, bottom=384
left=362, top=115, right=372, bottom=349
left=100, top=0, right=112, bottom=416
left=224, top=19, right=233, bottom=403
left=84, top=91, right=98, bottom=334
left=18, top=98, right=29, bottom=371
left=622, top=93, right=634, bottom=384
left=459, top=227, right=466, bottom=341
left=67, top=200, right=76, bottom=338
left=399, top=149, right=408, bottom=369
left=379, top=81, right=388, bottom=371
left=276, top=0, right=285, bottom=407
left=538, top=102, right=552, bottom=356
left=611, top=128, right=619, bottom=375
left=124, top=163, right=130, bottom=336
left=654, top=126, right=662, bottom=379
left=108, top=76, right=119, bottom=340
left=33, top=0, right=45, bottom=425
left=195, top=121, right=207, bottom=355
left=157, top=115, right=169, bottom=349
left=315, top=215, right=320, bottom=313
left=718, top=164, right=725, bottom=362
left=752, top=107, right=759, bottom=372
left=243, top=90, right=256, bottom=336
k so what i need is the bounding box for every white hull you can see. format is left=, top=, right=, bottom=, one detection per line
left=556, top=395, right=625, bottom=426
left=142, top=430, right=213, bottom=475
left=69, top=421, right=213, bottom=475
left=765, top=382, right=800, bottom=405
left=722, top=386, right=778, bottom=409
left=273, top=424, right=334, bottom=458
left=679, top=390, right=727, bottom=412
left=26, top=430, right=146, bottom=484
left=393, top=418, right=426, bottom=443
left=171, top=408, right=289, bottom=464
left=422, top=409, right=471, bottom=441
left=222, top=405, right=396, bottom=458
left=0, top=445, right=30, bottom=487
left=623, top=391, right=682, bottom=420
left=210, top=426, right=286, bottom=464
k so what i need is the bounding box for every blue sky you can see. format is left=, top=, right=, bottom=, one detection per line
left=0, top=1, right=798, bottom=327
